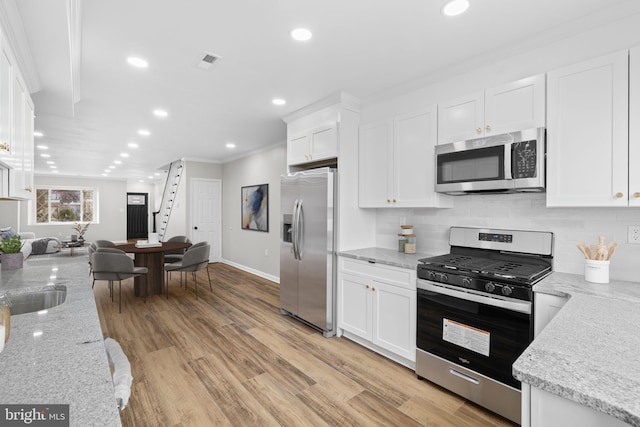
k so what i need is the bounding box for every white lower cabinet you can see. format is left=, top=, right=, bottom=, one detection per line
left=338, top=256, right=416, bottom=369
left=526, top=386, right=628, bottom=427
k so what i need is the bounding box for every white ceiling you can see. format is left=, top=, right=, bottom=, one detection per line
left=7, top=0, right=640, bottom=182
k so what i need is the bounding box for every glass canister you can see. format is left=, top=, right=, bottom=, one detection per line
left=398, top=235, right=407, bottom=252
left=404, top=234, right=416, bottom=254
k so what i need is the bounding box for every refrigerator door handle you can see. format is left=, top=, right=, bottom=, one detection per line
left=292, top=199, right=300, bottom=260
left=297, top=199, right=304, bottom=260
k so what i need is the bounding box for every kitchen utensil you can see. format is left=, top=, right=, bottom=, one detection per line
left=576, top=242, right=590, bottom=259
left=606, top=242, right=618, bottom=260
left=596, top=236, right=608, bottom=260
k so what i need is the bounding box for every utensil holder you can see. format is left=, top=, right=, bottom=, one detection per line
left=585, top=259, right=609, bottom=283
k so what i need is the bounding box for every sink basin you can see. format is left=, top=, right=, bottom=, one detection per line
left=6, top=286, right=67, bottom=315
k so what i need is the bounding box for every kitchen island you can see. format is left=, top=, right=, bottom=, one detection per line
left=0, top=254, right=121, bottom=426
left=513, top=272, right=640, bottom=427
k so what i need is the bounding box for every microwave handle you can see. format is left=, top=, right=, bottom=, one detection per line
left=504, top=143, right=513, bottom=179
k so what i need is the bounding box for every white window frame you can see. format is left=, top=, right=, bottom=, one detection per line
left=32, top=185, right=100, bottom=225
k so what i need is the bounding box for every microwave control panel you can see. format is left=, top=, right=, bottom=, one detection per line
left=512, top=140, right=537, bottom=178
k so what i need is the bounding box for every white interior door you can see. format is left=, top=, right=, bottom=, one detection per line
left=190, top=178, right=221, bottom=262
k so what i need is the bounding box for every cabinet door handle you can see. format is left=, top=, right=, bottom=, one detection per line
left=485, top=124, right=491, bottom=132
left=392, top=199, right=397, bottom=203
left=365, top=285, right=370, bottom=289
left=476, top=127, right=482, bottom=133
left=24, top=187, right=32, bottom=192
left=372, top=287, right=376, bottom=292
left=387, top=199, right=391, bottom=203
left=0, top=142, right=8, bottom=151
left=615, top=192, right=624, bottom=199
left=634, top=192, right=640, bottom=198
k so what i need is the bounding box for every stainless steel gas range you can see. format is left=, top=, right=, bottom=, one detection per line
left=416, top=227, right=553, bottom=424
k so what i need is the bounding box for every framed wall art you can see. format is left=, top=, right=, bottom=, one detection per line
left=241, top=184, right=268, bottom=232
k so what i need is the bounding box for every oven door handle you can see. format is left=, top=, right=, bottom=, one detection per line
left=418, top=281, right=531, bottom=314
left=505, top=142, right=513, bottom=179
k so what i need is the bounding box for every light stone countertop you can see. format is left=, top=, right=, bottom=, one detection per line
left=513, top=272, right=640, bottom=427
left=0, top=253, right=121, bottom=426
left=337, top=247, right=432, bottom=270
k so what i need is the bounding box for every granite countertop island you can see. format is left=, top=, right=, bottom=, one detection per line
left=337, top=247, right=431, bottom=270
left=0, top=254, right=121, bottom=426
left=513, top=272, right=640, bottom=427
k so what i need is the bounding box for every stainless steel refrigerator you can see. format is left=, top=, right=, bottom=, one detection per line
left=280, top=167, right=336, bottom=337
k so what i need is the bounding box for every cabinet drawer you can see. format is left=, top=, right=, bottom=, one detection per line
left=339, top=257, right=416, bottom=290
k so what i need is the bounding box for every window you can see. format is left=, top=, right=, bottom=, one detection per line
left=35, top=187, right=98, bottom=224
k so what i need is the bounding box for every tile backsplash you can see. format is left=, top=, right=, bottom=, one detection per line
left=376, top=193, right=640, bottom=282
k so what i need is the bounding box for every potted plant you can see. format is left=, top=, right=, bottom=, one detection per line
left=71, top=222, right=90, bottom=242
left=1, top=235, right=24, bottom=270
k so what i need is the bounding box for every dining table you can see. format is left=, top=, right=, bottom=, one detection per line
left=116, top=241, right=191, bottom=296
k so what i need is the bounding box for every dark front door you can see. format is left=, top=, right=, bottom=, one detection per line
left=127, top=193, right=148, bottom=240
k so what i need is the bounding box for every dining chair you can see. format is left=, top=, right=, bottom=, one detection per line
left=94, top=239, right=117, bottom=248
left=91, top=247, right=127, bottom=291
left=87, top=242, right=98, bottom=276
left=92, top=251, right=149, bottom=313
left=163, top=235, right=191, bottom=263
left=164, top=243, right=211, bottom=300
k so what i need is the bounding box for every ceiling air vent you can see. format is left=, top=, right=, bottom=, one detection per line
left=197, top=51, right=222, bottom=70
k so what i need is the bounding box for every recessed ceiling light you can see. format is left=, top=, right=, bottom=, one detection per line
left=128, top=142, right=139, bottom=149
left=34, top=131, right=44, bottom=137
left=226, top=142, right=236, bottom=149
left=114, top=160, right=122, bottom=165
left=102, top=173, right=108, bottom=177
left=154, top=172, right=161, bottom=176
left=40, top=153, right=50, bottom=158
left=291, top=28, right=312, bottom=41
left=138, top=129, right=150, bottom=136
left=127, top=56, right=149, bottom=68
left=109, top=165, right=116, bottom=169
left=120, top=152, right=129, bottom=158
left=153, top=109, right=168, bottom=118
left=272, top=98, right=286, bottom=106
left=104, top=169, right=111, bottom=173
left=442, top=0, right=469, bottom=16
left=37, top=145, right=48, bottom=150
left=49, top=165, right=57, bottom=169
left=46, top=161, right=54, bottom=165
left=147, top=175, right=153, bottom=179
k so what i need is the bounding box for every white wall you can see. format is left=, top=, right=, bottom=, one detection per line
left=364, top=13, right=640, bottom=282
left=221, top=144, right=286, bottom=280
left=8, top=175, right=128, bottom=242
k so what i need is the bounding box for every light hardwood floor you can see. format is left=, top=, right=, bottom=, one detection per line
left=94, top=263, right=517, bottom=427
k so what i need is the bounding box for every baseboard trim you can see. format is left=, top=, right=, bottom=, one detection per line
left=220, top=258, right=279, bottom=284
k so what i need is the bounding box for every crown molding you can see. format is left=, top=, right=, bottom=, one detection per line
left=281, top=91, right=360, bottom=124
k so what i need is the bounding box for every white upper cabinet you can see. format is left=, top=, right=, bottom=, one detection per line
left=438, top=74, right=546, bottom=144
left=630, top=46, right=640, bottom=206
left=359, top=108, right=452, bottom=208
left=546, top=50, right=629, bottom=207
left=287, top=122, right=338, bottom=166
left=0, top=41, right=12, bottom=167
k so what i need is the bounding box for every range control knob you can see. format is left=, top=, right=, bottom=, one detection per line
left=440, top=273, right=449, bottom=283
left=485, top=282, right=496, bottom=292
left=427, top=271, right=437, bottom=281
left=501, top=286, right=513, bottom=296
left=462, top=277, right=472, bottom=288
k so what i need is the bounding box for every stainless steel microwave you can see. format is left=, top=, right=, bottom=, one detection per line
left=435, top=128, right=545, bottom=195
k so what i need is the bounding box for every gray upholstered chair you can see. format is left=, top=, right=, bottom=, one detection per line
left=92, top=251, right=148, bottom=313
left=87, top=242, right=98, bottom=276
left=91, top=247, right=127, bottom=290
left=164, top=243, right=211, bottom=300
left=94, top=239, right=117, bottom=248
left=163, top=235, right=190, bottom=263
